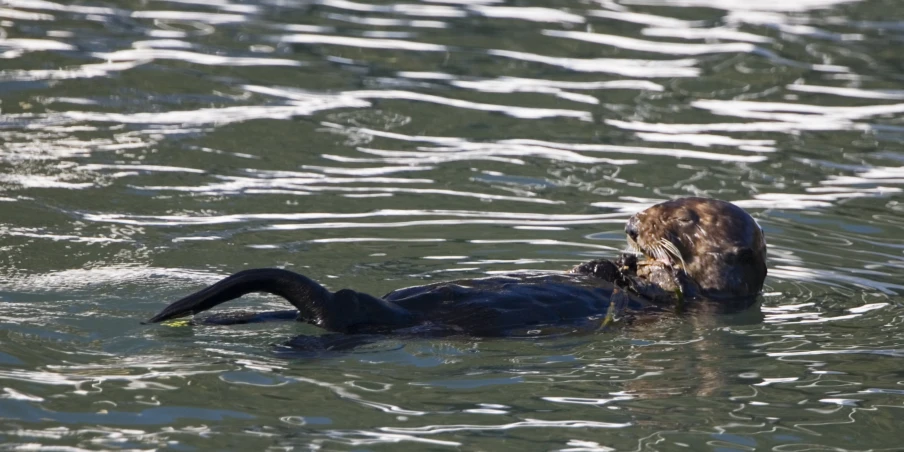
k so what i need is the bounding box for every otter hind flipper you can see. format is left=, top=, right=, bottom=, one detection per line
left=145, top=268, right=331, bottom=324
left=146, top=268, right=418, bottom=333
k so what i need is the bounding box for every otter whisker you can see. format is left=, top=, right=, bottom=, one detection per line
left=626, top=235, right=685, bottom=271
left=626, top=236, right=642, bottom=256
left=656, top=246, right=672, bottom=262
left=650, top=244, right=668, bottom=264
left=659, top=239, right=687, bottom=270
left=660, top=239, right=686, bottom=269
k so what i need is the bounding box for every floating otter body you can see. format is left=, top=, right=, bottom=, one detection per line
left=146, top=197, right=767, bottom=338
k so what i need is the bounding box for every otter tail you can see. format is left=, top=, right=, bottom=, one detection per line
left=145, top=268, right=416, bottom=333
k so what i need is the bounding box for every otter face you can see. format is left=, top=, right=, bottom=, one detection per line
left=625, top=197, right=767, bottom=299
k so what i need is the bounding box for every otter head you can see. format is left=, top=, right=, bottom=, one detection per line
left=625, top=197, right=767, bottom=300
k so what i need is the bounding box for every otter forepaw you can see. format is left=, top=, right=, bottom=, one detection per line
left=570, top=259, right=620, bottom=281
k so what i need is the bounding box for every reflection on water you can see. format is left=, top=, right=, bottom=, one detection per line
left=1, top=0, right=904, bottom=450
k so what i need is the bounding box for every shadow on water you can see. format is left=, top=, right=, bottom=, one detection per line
left=0, top=0, right=903, bottom=449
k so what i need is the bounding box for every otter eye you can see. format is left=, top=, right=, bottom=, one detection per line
left=675, top=209, right=699, bottom=224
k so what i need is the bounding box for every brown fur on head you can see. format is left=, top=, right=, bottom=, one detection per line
left=625, top=197, right=767, bottom=299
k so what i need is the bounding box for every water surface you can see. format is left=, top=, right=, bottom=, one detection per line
left=1, top=0, right=903, bottom=450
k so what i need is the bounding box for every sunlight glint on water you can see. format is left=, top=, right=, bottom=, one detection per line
left=0, top=0, right=903, bottom=450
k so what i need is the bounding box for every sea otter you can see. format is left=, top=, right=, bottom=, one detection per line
left=145, top=197, right=767, bottom=337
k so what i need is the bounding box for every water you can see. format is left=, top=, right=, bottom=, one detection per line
left=1, top=0, right=903, bottom=449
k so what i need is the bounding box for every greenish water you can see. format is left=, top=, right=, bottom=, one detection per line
left=1, top=0, right=904, bottom=450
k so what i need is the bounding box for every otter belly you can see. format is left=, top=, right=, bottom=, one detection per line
left=382, top=274, right=658, bottom=335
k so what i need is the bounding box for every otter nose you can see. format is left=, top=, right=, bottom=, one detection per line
left=625, top=216, right=639, bottom=241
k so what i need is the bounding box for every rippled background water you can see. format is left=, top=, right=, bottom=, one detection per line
left=1, top=0, right=903, bottom=449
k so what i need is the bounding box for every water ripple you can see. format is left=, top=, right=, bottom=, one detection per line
left=788, top=84, right=904, bottom=100
left=320, top=0, right=466, bottom=18
left=131, top=10, right=251, bottom=24
left=380, top=419, right=632, bottom=435
left=469, top=6, right=586, bottom=23
left=279, top=33, right=449, bottom=51
left=1, top=0, right=903, bottom=449
left=94, top=48, right=302, bottom=66
left=618, top=0, right=861, bottom=12
left=53, top=95, right=371, bottom=126
left=83, top=210, right=623, bottom=227
left=543, top=30, right=758, bottom=55
left=488, top=50, right=701, bottom=77
left=248, top=85, right=592, bottom=120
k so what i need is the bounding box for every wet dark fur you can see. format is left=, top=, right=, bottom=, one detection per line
left=146, top=198, right=767, bottom=345
left=148, top=269, right=661, bottom=336
left=625, top=197, right=767, bottom=299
